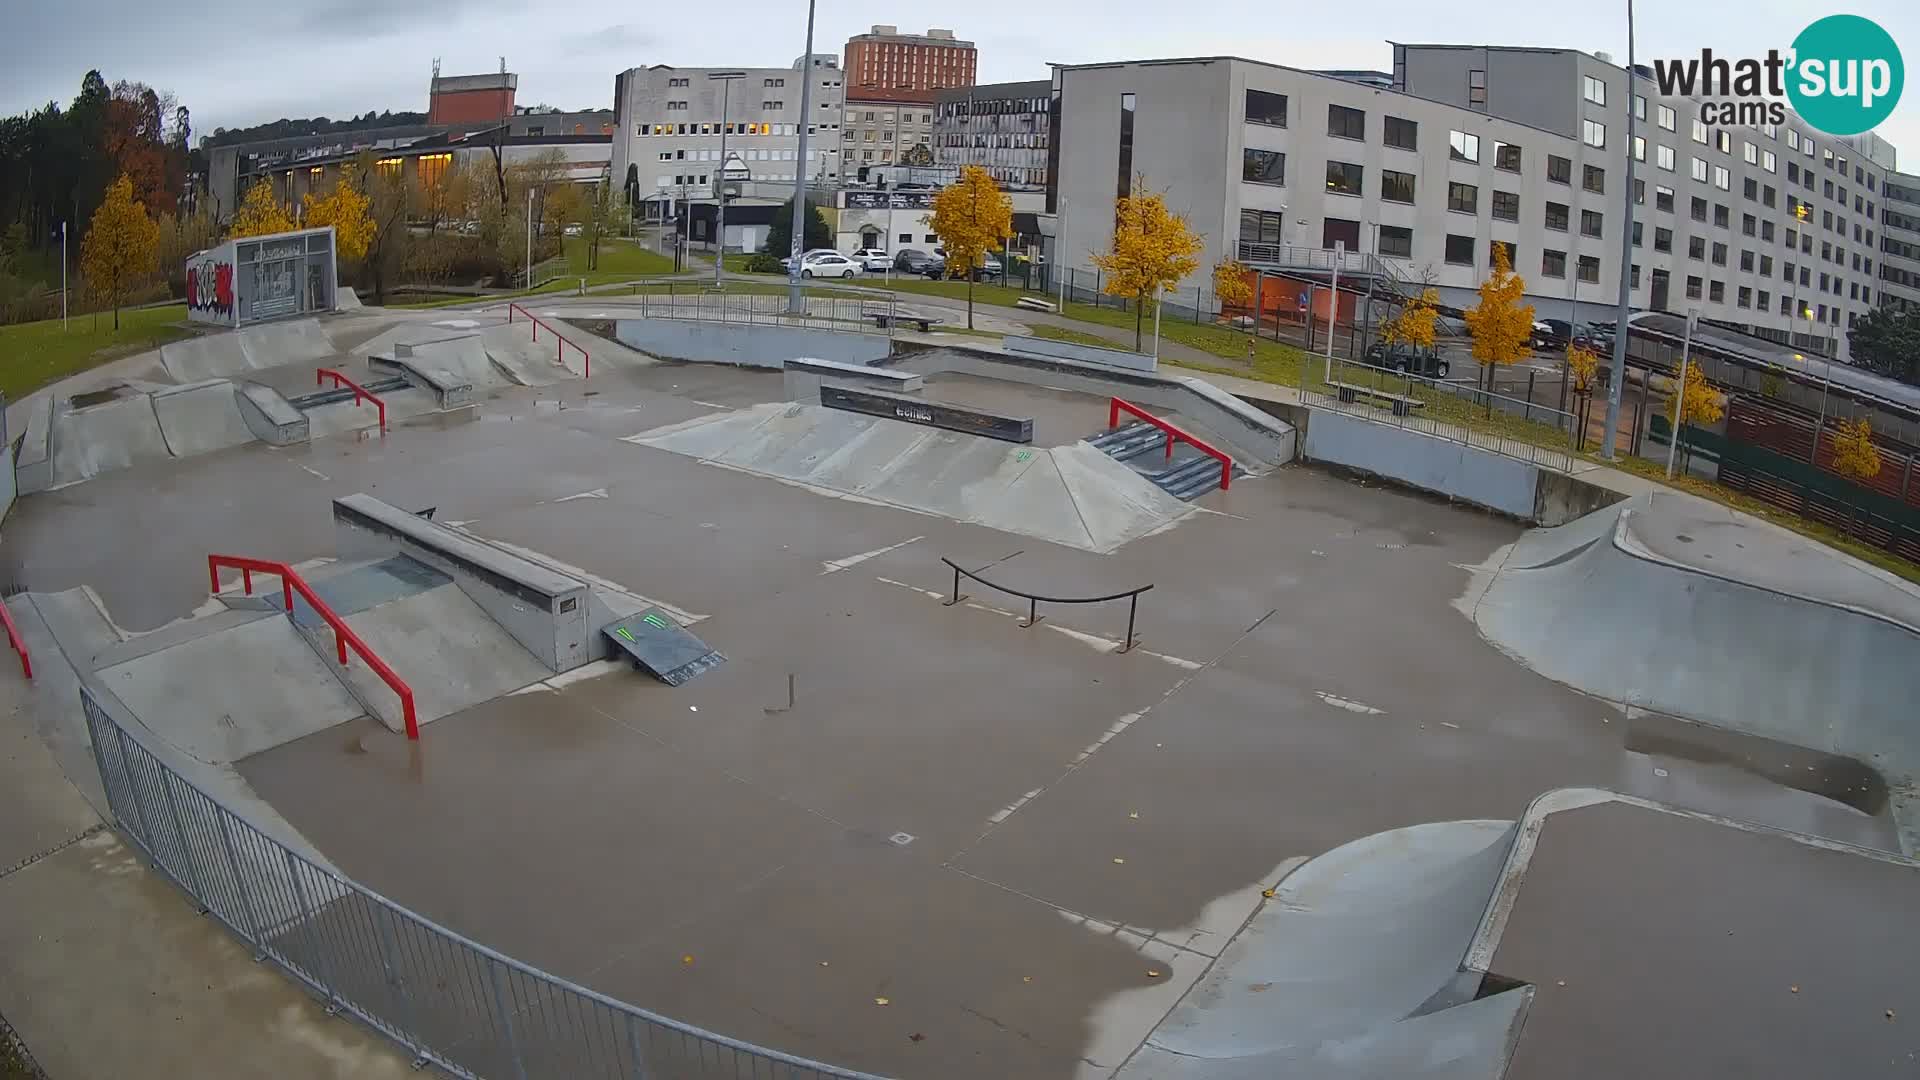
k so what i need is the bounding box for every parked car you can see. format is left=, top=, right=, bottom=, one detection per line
left=1363, top=342, right=1450, bottom=379
left=800, top=253, right=860, bottom=279
left=562, top=224, right=584, bottom=237
left=921, top=253, right=1003, bottom=281
left=779, top=248, right=841, bottom=272
left=893, top=248, right=936, bottom=273
left=850, top=248, right=893, bottom=272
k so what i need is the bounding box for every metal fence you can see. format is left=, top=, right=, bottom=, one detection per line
left=80, top=686, right=885, bottom=1080
left=617, top=289, right=897, bottom=336
left=1302, top=356, right=1579, bottom=473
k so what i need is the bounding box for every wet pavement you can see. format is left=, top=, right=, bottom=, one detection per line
left=9, top=356, right=1902, bottom=1078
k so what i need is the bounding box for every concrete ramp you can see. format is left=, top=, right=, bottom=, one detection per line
left=630, top=402, right=1197, bottom=553
left=1472, top=495, right=1920, bottom=780
left=481, top=322, right=577, bottom=385
left=95, top=612, right=367, bottom=763
left=240, top=317, right=337, bottom=368
left=402, top=334, right=515, bottom=391
left=336, top=286, right=363, bottom=310
left=151, top=379, right=256, bottom=457
left=14, top=392, right=54, bottom=493
left=159, top=332, right=251, bottom=383
left=50, top=393, right=172, bottom=487
left=1117, top=820, right=1523, bottom=1079
left=325, top=582, right=550, bottom=731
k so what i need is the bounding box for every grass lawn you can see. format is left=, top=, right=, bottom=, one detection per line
left=0, top=305, right=193, bottom=402
left=560, top=236, right=677, bottom=280
left=1029, top=324, right=1127, bottom=349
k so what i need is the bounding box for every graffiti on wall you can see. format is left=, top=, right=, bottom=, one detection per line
left=186, top=259, right=234, bottom=319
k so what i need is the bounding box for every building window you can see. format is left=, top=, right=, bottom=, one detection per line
left=1117, top=93, right=1136, bottom=201
left=1583, top=119, right=1606, bottom=148
left=1635, top=179, right=1645, bottom=205
left=1378, top=225, right=1413, bottom=258
left=1632, top=221, right=1643, bottom=247
left=1581, top=209, right=1603, bottom=238
left=1743, top=141, right=1759, bottom=165
left=1760, top=254, right=1773, bottom=274
left=1384, top=115, right=1418, bottom=150
left=1449, top=130, right=1480, bottom=163
left=1242, top=148, right=1285, bottom=186
left=1547, top=154, right=1571, bottom=184
left=1758, top=289, right=1770, bottom=309
left=1448, top=181, right=1478, bottom=214
left=1492, top=190, right=1519, bottom=221
left=1635, top=94, right=1646, bottom=120
left=1715, top=129, right=1731, bottom=154
left=1245, top=89, right=1288, bottom=127
left=1325, top=160, right=1363, bottom=196
left=1543, top=249, right=1567, bottom=278
left=1468, top=69, right=1487, bottom=107
left=1741, top=249, right=1755, bottom=271
left=1380, top=169, right=1416, bottom=204
left=1712, top=241, right=1728, bottom=266
left=1691, top=117, right=1708, bottom=144
left=1687, top=275, right=1703, bottom=299
left=1742, top=213, right=1757, bottom=236
left=1494, top=141, right=1522, bottom=172
left=1583, top=75, right=1606, bottom=105
left=1545, top=201, right=1570, bottom=231
left=1657, top=145, right=1676, bottom=171
left=1656, top=186, right=1675, bottom=213
left=1714, top=166, right=1730, bottom=191
left=1743, top=177, right=1759, bottom=200
left=1689, top=236, right=1706, bottom=260
left=1691, top=196, right=1708, bottom=222
left=1714, top=203, right=1730, bottom=228
left=1657, top=104, right=1676, bottom=131
left=1239, top=208, right=1286, bottom=246
left=1655, top=227, right=1673, bottom=252
left=1763, top=185, right=1777, bottom=208
left=1328, top=104, right=1366, bottom=140
left=1488, top=240, right=1514, bottom=268
left=1578, top=255, right=1601, bottom=283
left=1710, top=280, right=1726, bottom=303
left=1634, top=136, right=1646, bottom=162
left=1631, top=263, right=1642, bottom=288
left=1690, top=157, right=1708, bottom=182
left=1763, top=150, right=1777, bottom=173
left=1583, top=164, right=1605, bottom=194
left=1445, top=234, right=1475, bottom=265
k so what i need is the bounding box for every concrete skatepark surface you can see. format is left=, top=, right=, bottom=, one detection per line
left=8, top=305, right=1919, bottom=1078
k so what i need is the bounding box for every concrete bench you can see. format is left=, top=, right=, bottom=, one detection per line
left=866, top=312, right=940, bottom=333
left=1326, top=380, right=1427, bottom=418
left=1015, top=296, right=1059, bottom=313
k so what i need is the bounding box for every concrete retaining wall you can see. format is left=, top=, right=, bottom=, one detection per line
left=1003, top=334, right=1156, bottom=373
left=0, top=427, right=13, bottom=524
left=613, top=319, right=891, bottom=370
left=1303, top=409, right=1539, bottom=519
left=14, top=395, right=53, bottom=495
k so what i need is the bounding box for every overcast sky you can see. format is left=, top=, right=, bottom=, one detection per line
left=2, top=0, right=1915, bottom=162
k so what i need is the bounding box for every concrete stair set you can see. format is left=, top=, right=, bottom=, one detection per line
left=1085, top=421, right=1241, bottom=501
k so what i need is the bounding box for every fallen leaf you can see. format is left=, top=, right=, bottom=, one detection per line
left=908, top=1032, right=925, bottom=1042
left=1022, top=976, right=1033, bottom=984
left=1556, top=980, right=1566, bottom=987
left=819, top=961, right=830, bottom=968
left=1790, top=985, right=1799, bottom=993
left=681, top=954, right=694, bottom=966
left=875, top=997, right=891, bottom=1007
left=1261, top=888, right=1276, bottom=899
left=1112, top=857, right=1126, bottom=864
left=1128, top=811, right=1140, bottom=820
left=1249, top=982, right=1273, bottom=992
left=1146, top=969, right=1163, bottom=979
left=1888, top=1009, right=1897, bottom=1020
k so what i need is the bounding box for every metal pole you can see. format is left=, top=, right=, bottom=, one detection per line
left=1325, top=241, right=1342, bottom=382
left=61, top=221, right=68, bottom=331
left=1152, top=294, right=1162, bottom=359
left=1666, top=309, right=1696, bottom=478
left=787, top=0, right=818, bottom=315
left=1600, top=0, right=1639, bottom=458
left=715, top=76, right=732, bottom=288
left=525, top=188, right=533, bottom=290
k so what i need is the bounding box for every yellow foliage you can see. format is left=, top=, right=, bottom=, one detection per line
left=1212, top=259, right=1253, bottom=311
left=302, top=165, right=375, bottom=261
left=1463, top=243, right=1534, bottom=371
left=926, top=165, right=1014, bottom=329
left=79, top=173, right=160, bottom=329
left=1093, top=181, right=1204, bottom=302
left=1383, top=288, right=1441, bottom=350
left=231, top=178, right=296, bottom=237
left=1829, top=416, right=1883, bottom=483
left=1670, top=359, right=1724, bottom=428
left=1565, top=343, right=1601, bottom=395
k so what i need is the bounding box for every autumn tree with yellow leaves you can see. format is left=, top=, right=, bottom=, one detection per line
left=79, top=174, right=159, bottom=330
left=230, top=178, right=295, bottom=237
left=1212, top=259, right=1253, bottom=321
left=1828, top=415, right=1883, bottom=532
left=1665, top=356, right=1725, bottom=470
left=927, top=165, right=1014, bottom=330
left=302, top=165, right=374, bottom=261
left=1094, top=179, right=1205, bottom=351
left=1382, top=287, right=1441, bottom=351
left=1463, top=243, right=1535, bottom=406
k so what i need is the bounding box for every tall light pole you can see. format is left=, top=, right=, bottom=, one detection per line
left=710, top=71, right=746, bottom=287
left=1666, top=308, right=1697, bottom=478
left=60, top=221, right=68, bottom=332
left=525, top=187, right=534, bottom=290
left=1600, top=0, right=1639, bottom=459
left=786, top=0, right=819, bottom=315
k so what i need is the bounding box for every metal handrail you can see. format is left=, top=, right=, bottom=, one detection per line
left=507, top=302, right=591, bottom=378
left=1109, top=397, right=1233, bottom=491
left=940, top=557, right=1154, bottom=652
left=315, top=367, right=387, bottom=432
left=1, top=596, right=30, bottom=679
left=206, top=554, right=419, bottom=739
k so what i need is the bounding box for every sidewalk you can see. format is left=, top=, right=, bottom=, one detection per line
left=0, top=677, right=418, bottom=1079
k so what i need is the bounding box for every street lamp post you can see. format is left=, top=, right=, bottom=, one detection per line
left=1666, top=308, right=1697, bottom=478
left=1600, top=0, right=1639, bottom=459
left=787, top=0, right=819, bottom=315
left=710, top=71, right=746, bottom=288
left=525, top=187, right=533, bottom=290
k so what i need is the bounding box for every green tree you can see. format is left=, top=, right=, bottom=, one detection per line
left=79, top=173, right=159, bottom=329
left=763, top=199, right=831, bottom=259
left=1846, top=306, right=1920, bottom=386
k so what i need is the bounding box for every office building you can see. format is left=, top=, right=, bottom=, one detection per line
left=934, top=80, right=1052, bottom=190
left=428, top=68, right=517, bottom=125
left=842, top=93, right=938, bottom=181
left=1880, top=172, right=1920, bottom=313
left=843, top=26, right=976, bottom=96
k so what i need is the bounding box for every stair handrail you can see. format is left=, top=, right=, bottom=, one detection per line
left=1108, top=397, right=1233, bottom=492
left=207, top=555, right=419, bottom=740
left=507, top=302, right=591, bottom=378
left=1, top=597, right=30, bottom=679
left=315, top=367, right=388, bottom=432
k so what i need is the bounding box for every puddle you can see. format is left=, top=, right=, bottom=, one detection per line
left=1625, top=708, right=1888, bottom=815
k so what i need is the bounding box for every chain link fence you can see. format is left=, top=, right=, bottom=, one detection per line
left=1302, top=356, right=1579, bottom=473
left=80, top=686, right=886, bottom=1080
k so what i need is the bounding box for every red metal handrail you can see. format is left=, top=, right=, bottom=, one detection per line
left=507, top=302, right=591, bottom=378
left=316, top=367, right=388, bottom=432
left=1, top=597, right=31, bottom=680
left=208, top=555, right=419, bottom=740
left=1108, top=397, right=1233, bottom=492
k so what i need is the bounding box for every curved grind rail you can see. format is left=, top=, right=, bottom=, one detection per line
left=1108, top=396, right=1233, bottom=491
left=207, top=555, right=419, bottom=739
left=940, top=557, right=1154, bottom=652
left=315, top=367, right=388, bottom=432
left=507, top=301, right=591, bottom=377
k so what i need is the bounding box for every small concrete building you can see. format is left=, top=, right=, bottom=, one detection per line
left=184, top=227, right=338, bottom=327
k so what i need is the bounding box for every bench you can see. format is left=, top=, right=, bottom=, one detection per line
left=1015, top=296, right=1059, bottom=313
left=867, top=312, right=940, bottom=333
left=1325, top=380, right=1427, bottom=418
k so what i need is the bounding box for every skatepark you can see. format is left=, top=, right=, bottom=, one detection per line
left=5, top=293, right=1920, bottom=1078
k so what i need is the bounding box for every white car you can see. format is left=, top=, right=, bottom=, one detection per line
left=800, top=253, right=860, bottom=279
left=779, top=248, right=842, bottom=272
left=850, top=248, right=892, bottom=272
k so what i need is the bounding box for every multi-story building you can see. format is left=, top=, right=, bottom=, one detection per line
left=841, top=93, right=938, bottom=181
left=934, top=80, right=1052, bottom=191
left=1880, top=172, right=1920, bottom=313
left=610, top=59, right=846, bottom=233
left=1046, top=47, right=1897, bottom=362
left=428, top=70, right=517, bottom=125
left=843, top=26, right=975, bottom=97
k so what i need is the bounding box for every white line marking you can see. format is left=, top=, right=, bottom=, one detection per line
left=1315, top=691, right=1385, bottom=715
left=874, top=577, right=945, bottom=601
left=296, top=464, right=331, bottom=481
left=689, top=400, right=730, bottom=409
left=820, top=536, right=923, bottom=575
left=1440, top=721, right=1461, bottom=729
left=553, top=487, right=609, bottom=503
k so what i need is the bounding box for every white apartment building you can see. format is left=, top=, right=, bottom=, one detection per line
left=1881, top=172, right=1920, bottom=313
left=842, top=97, right=938, bottom=180
left=611, top=58, right=846, bottom=219
left=1047, top=47, right=1901, bottom=362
